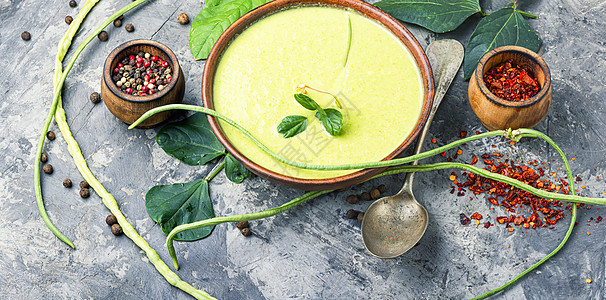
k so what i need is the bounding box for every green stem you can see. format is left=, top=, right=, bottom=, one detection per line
left=472, top=130, right=576, bottom=299
left=167, top=190, right=332, bottom=270
left=204, top=159, right=225, bottom=182
left=517, top=10, right=538, bottom=19
left=45, top=0, right=216, bottom=299
left=129, top=104, right=505, bottom=170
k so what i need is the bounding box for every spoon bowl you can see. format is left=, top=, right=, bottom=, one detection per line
left=361, top=39, right=464, bottom=258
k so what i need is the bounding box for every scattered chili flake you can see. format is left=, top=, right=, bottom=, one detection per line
left=586, top=279, right=592, bottom=284
left=460, top=213, right=470, bottom=225
left=456, top=149, right=463, bottom=155
left=597, top=216, right=603, bottom=223
left=508, top=228, right=514, bottom=232
left=471, top=155, right=478, bottom=165
left=483, top=221, right=493, bottom=228
left=587, top=232, right=591, bottom=235
left=460, top=130, right=468, bottom=138
left=431, top=138, right=437, bottom=143
left=470, top=212, right=483, bottom=220
left=449, top=175, right=457, bottom=181
left=510, top=141, right=515, bottom=146
left=440, top=151, right=446, bottom=157
left=483, top=59, right=539, bottom=102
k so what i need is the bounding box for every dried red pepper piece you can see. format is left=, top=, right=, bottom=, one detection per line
left=483, top=59, right=540, bottom=102
left=470, top=212, right=483, bottom=220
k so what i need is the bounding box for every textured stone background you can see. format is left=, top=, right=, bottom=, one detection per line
left=1, top=0, right=605, bottom=299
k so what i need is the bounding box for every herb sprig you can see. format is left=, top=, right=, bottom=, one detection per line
left=277, top=87, right=343, bottom=138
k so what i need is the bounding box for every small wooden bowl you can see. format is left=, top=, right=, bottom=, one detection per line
left=101, top=39, right=185, bottom=129
left=468, top=46, right=551, bottom=131
left=202, top=0, right=434, bottom=191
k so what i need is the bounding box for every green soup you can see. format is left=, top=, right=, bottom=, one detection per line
left=213, top=6, right=423, bottom=179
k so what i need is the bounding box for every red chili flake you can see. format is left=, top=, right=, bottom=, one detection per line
left=483, top=221, right=492, bottom=228
left=460, top=130, right=468, bottom=138
left=470, top=212, right=483, bottom=220
left=440, top=151, right=446, bottom=157
left=460, top=213, right=470, bottom=225
left=450, top=156, right=569, bottom=231
left=597, top=216, right=603, bottom=223
left=576, top=176, right=582, bottom=182
left=471, top=155, right=478, bottom=165
left=483, top=59, right=540, bottom=102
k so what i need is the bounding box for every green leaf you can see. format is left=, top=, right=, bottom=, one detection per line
left=190, top=0, right=269, bottom=60
left=156, top=112, right=225, bottom=166
left=315, top=108, right=343, bottom=136
left=225, top=153, right=253, bottom=183
left=294, top=93, right=321, bottom=111
left=463, top=7, right=541, bottom=79
left=374, top=0, right=481, bottom=33
left=145, top=179, right=215, bottom=241
left=277, top=115, right=308, bottom=138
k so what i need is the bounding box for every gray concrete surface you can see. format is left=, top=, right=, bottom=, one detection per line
left=1, top=0, right=605, bottom=299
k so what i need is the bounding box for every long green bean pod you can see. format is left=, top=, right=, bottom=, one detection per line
left=143, top=105, right=586, bottom=298
left=34, top=0, right=102, bottom=250
left=41, top=0, right=216, bottom=299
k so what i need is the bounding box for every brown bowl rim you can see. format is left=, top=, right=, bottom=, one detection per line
left=475, top=45, right=551, bottom=108
left=202, top=0, right=435, bottom=190
left=103, top=39, right=181, bottom=104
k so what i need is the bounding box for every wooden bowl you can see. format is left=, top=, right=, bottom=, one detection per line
left=468, top=46, right=551, bottom=131
left=101, top=39, right=185, bottom=129
left=202, top=0, right=434, bottom=191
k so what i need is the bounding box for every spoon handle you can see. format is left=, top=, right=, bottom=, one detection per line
left=401, top=39, right=464, bottom=192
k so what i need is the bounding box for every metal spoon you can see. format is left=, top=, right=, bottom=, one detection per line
left=361, top=39, right=464, bottom=258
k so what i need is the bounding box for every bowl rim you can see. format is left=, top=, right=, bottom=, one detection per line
left=103, top=39, right=181, bottom=104
left=202, top=0, right=435, bottom=190
left=474, top=45, right=551, bottom=108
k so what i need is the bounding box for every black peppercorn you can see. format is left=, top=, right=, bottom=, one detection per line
left=357, top=212, right=364, bottom=223
left=80, top=188, right=90, bottom=198
left=63, top=178, right=72, bottom=188
left=361, top=192, right=371, bottom=201
left=106, top=215, right=118, bottom=226
left=80, top=180, right=89, bottom=189
left=111, top=224, right=123, bottom=236
left=346, top=195, right=358, bottom=204
left=177, top=13, right=189, bottom=25
left=235, top=221, right=249, bottom=229
left=125, top=23, right=134, bottom=32
left=46, top=130, right=56, bottom=141
left=90, top=92, right=101, bottom=104
left=43, top=164, right=53, bottom=174
left=113, top=19, right=122, bottom=27
left=21, top=31, right=31, bottom=41
left=69, top=0, right=77, bottom=7
left=370, top=188, right=381, bottom=200
left=41, top=153, right=48, bottom=163
left=346, top=209, right=357, bottom=219
left=377, top=184, right=387, bottom=194
left=98, top=30, right=108, bottom=41
left=65, top=16, right=73, bottom=25
left=241, top=228, right=251, bottom=236
left=117, top=15, right=124, bottom=21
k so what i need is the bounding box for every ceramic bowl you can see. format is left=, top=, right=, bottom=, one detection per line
left=202, top=0, right=434, bottom=190
left=101, top=39, right=185, bottom=129
left=468, top=45, right=551, bottom=131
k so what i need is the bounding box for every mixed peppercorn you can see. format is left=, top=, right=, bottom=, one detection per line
left=112, top=51, right=173, bottom=97
left=483, top=59, right=540, bottom=102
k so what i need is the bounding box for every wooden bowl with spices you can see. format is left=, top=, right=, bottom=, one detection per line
left=468, top=45, right=551, bottom=131
left=101, top=39, right=185, bottom=129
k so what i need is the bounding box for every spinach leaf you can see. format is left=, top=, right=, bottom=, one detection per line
left=145, top=179, right=215, bottom=241
left=225, top=153, right=253, bottom=183
left=277, top=115, right=308, bottom=138
left=294, top=93, right=322, bottom=111
left=315, top=108, right=343, bottom=136
left=463, top=7, right=541, bottom=79
left=190, top=0, right=269, bottom=60
left=374, top=0, right=481, bottom=33
left=156, top=112, right=225, bottom=166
